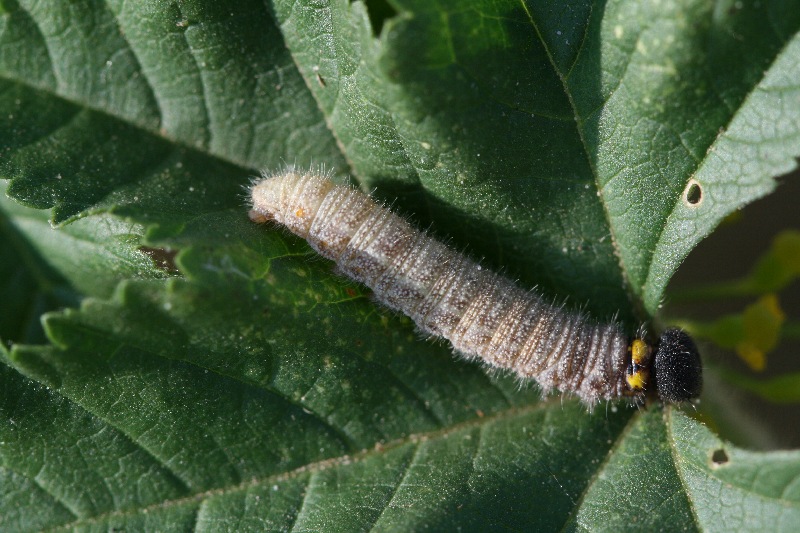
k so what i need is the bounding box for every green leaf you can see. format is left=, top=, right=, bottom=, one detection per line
left=0, top=193, right=74, bottom=344
left=1, top=0, right=800, bottom=531
left=717, top=367, right=800, bottom=404
left=568, top=409, right=800, bottom=531
left=1, top=0, right=348, bottom=225
left=274, top=0, right=800, bottom=316
left=668, top=409, right=800, bottom=531
left=0, top=184, right=169, bottom=298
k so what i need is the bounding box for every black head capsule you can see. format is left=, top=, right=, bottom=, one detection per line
left=625, top=328, right=702, bottom=403
left=652, top=328, right=703, bottom=402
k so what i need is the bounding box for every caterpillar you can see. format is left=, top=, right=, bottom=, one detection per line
left=249, top=169, right=702, bottom=405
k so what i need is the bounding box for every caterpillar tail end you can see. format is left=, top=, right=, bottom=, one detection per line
left=249, top=170, right=336, bottom=237
left=250, top=174, right=285, bottom=223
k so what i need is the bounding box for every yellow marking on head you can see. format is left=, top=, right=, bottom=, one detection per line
left=626, top=371, right=647, bottom=391
left=631, top=339, right=649, bottom=365
left=626, top=338, right=651, bottom=392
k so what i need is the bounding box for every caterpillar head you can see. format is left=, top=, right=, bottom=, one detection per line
left=652, top=328, right=703, bottom=403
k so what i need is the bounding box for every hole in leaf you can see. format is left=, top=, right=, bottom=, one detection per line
left=313, top=67, right=327, bottom=88
left=710, top=448, right=729, bottom=467
left=684, top=180, right=703, bottom=206
left=361, top=0, right=398, bottom=35
left=139, top=246, right=179, bottom=274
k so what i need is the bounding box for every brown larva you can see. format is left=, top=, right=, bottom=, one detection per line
left=249, top=169, right=702, bottom=405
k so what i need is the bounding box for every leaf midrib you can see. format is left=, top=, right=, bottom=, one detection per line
left=514, top=1, right=643, bottom=322
left=0, top=71, right=254, bottom=174
left=38, top=398, right=602, bottom=533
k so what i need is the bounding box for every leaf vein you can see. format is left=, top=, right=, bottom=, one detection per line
left=38, top=400, right=560, bottom=532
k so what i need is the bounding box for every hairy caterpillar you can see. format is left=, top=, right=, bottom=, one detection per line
left=249, top=169, right=702, bottom=405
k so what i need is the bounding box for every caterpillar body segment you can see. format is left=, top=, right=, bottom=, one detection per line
left=250, top=169, right=703, bottom=405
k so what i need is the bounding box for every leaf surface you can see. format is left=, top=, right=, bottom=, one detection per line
left=1, top=0, right=799, bottom=531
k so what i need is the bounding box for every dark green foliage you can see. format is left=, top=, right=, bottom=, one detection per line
left=1, top=1, right=799, bottom=530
